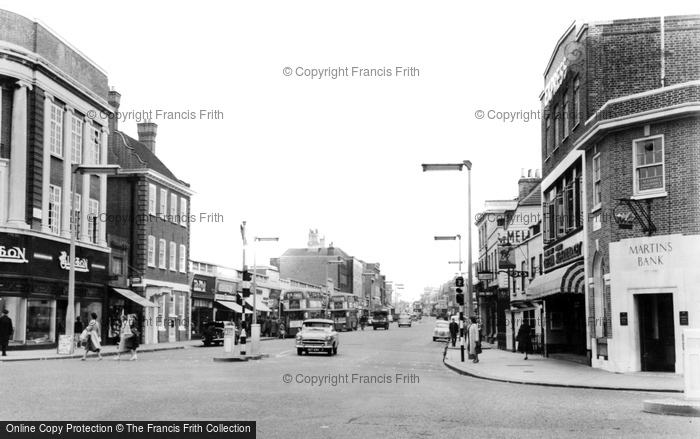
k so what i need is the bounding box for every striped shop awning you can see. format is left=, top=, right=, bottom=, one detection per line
left=526, top=261, right=584, bottom=300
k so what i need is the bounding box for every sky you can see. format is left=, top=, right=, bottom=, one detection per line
left=2, top=0, right=696, bottom=303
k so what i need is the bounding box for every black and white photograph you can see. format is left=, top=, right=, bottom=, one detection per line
left=1, top=1, right=699, bottom=438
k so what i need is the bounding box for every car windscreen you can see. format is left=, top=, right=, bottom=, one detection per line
left=435, top=322, right=449, bottom=328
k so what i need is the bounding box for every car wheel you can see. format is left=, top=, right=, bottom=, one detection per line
left=333, top=346, right=338, bottom=355
left=297, top=348, right=303, bottom=356
left=203, top=340, right=211, bottom=347
left=373, top=327, right=376, bottom=330
left=327, top=348, right=333, bottom=356
left=433, top=337, right=436, bottom=341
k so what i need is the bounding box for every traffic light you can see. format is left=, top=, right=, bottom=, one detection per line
left=455, top=288, right=464, bottom=305
left=242, top=269, right=252, bottom=298
left=455, top=276, right=465, bottom=287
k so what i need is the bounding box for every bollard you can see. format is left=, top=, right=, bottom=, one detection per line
left=240, top=328, right=247, bottom=355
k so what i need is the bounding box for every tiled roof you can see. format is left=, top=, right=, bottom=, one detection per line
left=110, top=131, right=180, bottom=182
left=519, top=182, right=542, bottom=206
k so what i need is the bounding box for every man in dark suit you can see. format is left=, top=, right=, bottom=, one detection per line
left=449, top=318, right=459, bottom=347
left=0, top=309, right=13, bottom=356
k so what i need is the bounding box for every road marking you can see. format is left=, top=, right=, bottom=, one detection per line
left=276, top=350, right=294, bottom=358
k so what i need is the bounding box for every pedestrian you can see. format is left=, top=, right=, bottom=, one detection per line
left=115, top=314, right=139, bottom=361
left=517, top=320, right=533, bottom=360
left=74, top=316, right=84, bottom=349
left=264, top=317, right=272, bottom=337
left=278, top=322, right=286, bottom=339
left=449, top=318, right=459, bottom=347
left=467, top=316, right=480, bottom=363
left=0, top=309, right=13, bottom=356
left=271, top=318, right=279, bottom=338
left=81, top=312, right=103, bottom=361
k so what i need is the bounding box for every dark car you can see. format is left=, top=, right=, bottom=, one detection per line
left=201, top=321, right=227, bottom=346
left=372, top=312, right=389, bottom=330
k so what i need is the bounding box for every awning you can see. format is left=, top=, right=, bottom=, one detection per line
left=510, top=300, right=537, bottom=310
left=111, top=288, right=159, bottom=308
left=526, top=261, right=585, bottom=300
left=215, top=300, right=252, bottom=314
left=244, top=297, right=272, bottom=313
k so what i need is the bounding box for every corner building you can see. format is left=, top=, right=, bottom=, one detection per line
left=544, top=15, right=700, bottom=373
left=0, top=10, right=112, bottom=348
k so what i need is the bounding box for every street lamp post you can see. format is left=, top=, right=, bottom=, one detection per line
left=251, top=236, right=278, bottom=354
left=65, top=164, right=120, bottom=355
left=424, top=161, right=474, bottom=362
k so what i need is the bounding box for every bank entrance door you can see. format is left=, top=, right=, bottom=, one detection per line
left=638, top=293, right=675, bottom=372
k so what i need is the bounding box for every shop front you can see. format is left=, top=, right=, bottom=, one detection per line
left=603, top=234, right=700, bottom=374
left=0, top=233, right=109, bottom=350
left=526, top=235, right=586, bottom=360
left=191, top=274, right=215, bottom=337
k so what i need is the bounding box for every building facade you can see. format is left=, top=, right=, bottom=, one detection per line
left=0, top=10, right=112, bottom=349
left=105, top=91, right=193, bottom=345
left=572, top=16, right=700, bottom=373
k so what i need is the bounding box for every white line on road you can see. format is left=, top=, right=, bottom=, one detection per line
left=276, top=350, right=294, bottom=358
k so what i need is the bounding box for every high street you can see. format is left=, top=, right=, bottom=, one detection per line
left=2, top=318, right=696, bottom=438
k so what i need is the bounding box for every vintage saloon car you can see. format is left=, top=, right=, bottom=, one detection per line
left=433, top=320, right=451, bottom=342
left=295, top=319, right=340, bottom=356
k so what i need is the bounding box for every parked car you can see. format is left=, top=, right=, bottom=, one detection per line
left=295, top=319, right=339, bottom=356
left=372, top=311, right=390, bottom=330
left=433, top=320, right=451, bottom=342
left=201, top=321, right=227, bottom=346
left=398, top=315, right=412, bottom=328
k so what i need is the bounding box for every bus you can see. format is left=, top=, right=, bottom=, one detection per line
left=279, top=289, right=326, bottom=337
left=413, top=301, right=423, bottom=320
left=329, top=293, right=360, bottom=331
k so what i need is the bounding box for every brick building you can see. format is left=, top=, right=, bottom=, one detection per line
left=541, top=15, right=700, bottom=373
left=105, top=89, right=193, bottom=345
left=0, top=10, right=112, bottom=349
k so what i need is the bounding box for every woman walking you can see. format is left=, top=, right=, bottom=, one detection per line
left=115, top=314, right=140, bottom=361
left=517, top=320, right=533, bottom=360
left=81, top=312, right=103, bottom=361
left=467, top=316, right=480, bottom=363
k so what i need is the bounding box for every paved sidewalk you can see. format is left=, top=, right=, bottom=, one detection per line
left=443, top=342, right=684, bottom=393
left=0, top=337, right=278, bottom=362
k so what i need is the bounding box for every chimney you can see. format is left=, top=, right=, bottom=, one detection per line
left=518, top=168, right=542, bottom=200
left=107, top=87, right=121, bottom=134
left=137, top=121, right=158, bottom=154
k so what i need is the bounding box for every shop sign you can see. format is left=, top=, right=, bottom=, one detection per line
left=217, top=281, right=235, bottom=294
left=680, top=311, right=689, bottom=326
left=0, top=246, right=28, bottom=263
left=543, top=58, right=568, bottom=107
left=497, top=240, right=516, bottom=270
left=58, top=251, right=89, bottom=272
left=215, top=293, right=236, bottom=302
left=628, top=241, right=672, bottom=267
left=193, top=279, right=207, bottom=292
left=544, top=242, right=583, bottom=270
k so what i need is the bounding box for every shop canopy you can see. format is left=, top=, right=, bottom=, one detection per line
left=244, top=297, right=272, bottom=313
left=526, top=261, right=584, bottom=300
left=215, top=299, right=252, bottom=314
left=111, top=288, right=159, bottom=308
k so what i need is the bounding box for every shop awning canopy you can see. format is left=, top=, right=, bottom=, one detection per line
left=526, top=261, right=585, bottom=300
left=111, top=288, right=159, bottom=308
left=510, top=300, right=537, bottom=310
left=216, top=299, right=252, bottom=314
left=244, top=297, right=272, bottom=313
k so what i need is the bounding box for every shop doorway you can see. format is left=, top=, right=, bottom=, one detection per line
left=638, top=293, right=675, bottom=372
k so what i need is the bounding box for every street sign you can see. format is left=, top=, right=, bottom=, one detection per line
left=478, top=272, right=494, bottom=281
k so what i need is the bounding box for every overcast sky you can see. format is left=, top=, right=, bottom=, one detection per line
left=3, top=1, right=696, bottom=302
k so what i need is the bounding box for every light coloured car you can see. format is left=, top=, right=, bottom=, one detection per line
left=398, top=315, right=412, bottom=327
left=433, top=320, right=451, bottom=342
left=295, top=319, right=339, bottom=356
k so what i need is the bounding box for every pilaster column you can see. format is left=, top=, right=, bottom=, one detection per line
left=61, top=106, right=75, bottom=238
left=98, top=126, right=109, bottom=246
left=80, top=118, right=91, bottom=242
left=40, top=92, right=54, bottom=233
left=7, top=80, right=32, bottom=229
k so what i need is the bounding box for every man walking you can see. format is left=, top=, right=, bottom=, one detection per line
left=0, top=309, right=13, bottom=356
left=449, top=318, right=459, bottom=347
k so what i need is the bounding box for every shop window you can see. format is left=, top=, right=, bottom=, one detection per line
left=148, top=184, right=156, bottom=215
left=159, top=188, right=167, bottom=215
left=159, top=239, right=166, bottom=269
left=71, top=115, right=82, bottom=163
left=26, top=299, right=55, bottom=343
left=634, top=136, right=664, bottom=195
left=169, top=242, right=176, bottom=271
left=148, top=236, right=156, bottom=267
left=49, top=185, right=61, bottom=235
left=50, top=103, right=63, bottom=157
left=0, top=297, right=25, bottom=344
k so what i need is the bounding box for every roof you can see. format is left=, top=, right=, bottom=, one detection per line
left=110, top=131, right=182, bottom=184
left=280, top=247, right=350, bottom=258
